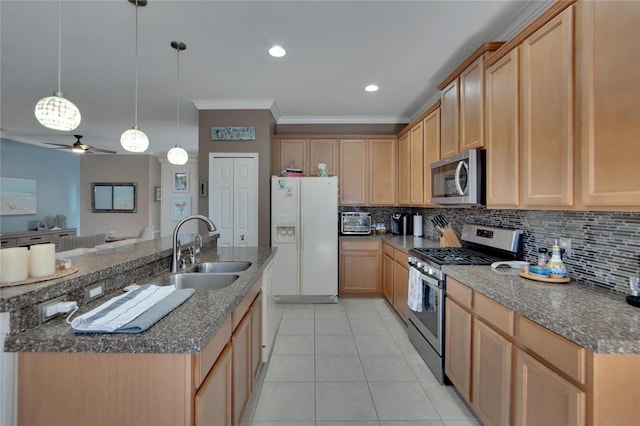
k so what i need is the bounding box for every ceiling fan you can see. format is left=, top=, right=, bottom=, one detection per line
left=46, top=135, right=116, bottom=154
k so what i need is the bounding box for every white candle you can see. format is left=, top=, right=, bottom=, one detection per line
left=29, top=244, right=56, bottom=278
left=0, top=247, right=29, bottom=283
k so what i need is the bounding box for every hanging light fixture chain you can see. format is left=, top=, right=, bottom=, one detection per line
left=176, top=44, right=180, bottom=144
left=134, top=0, right=139, bottom=128
left=57, top=0, right=62, bottom=93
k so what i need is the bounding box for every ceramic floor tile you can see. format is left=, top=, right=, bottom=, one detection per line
left=315, top=334, right=358, bottom=355
left=380, top=421, right=445, bottom=426
left=349, top=318, right=390, bottom=336
left=368, top=381, right=440, bottom=421
left=278, top=318, right=315, bottom=335
left=252, top=421, right=315, bottom=426
left=382, top=318, right=409, bottom=336
left=403, top=353, right=439, bottom=381
left=252, top=382, right=315, bottom=421
left=282, top=304, right=316, bottom=319
left=315, top=318, right=352, bottom=335
left=265, top=355, right=315, bottom=382
left=317, top=421, right=380, bottom=426
left=316, top=354, right=366, bottom=382
left=391, top=333, right=420, bottom=356
left=441, top=420, right=483, bottom=426
left=355, top=335, right=401, bottom=355
left=316, top=382, right=378, bottom=421
left=273, top=334, right=315, bottom=355
left=420, top=381, right=477, bottom=420
left=360, top=354, right=416, bottom=381
left=315, top=304, right=348, bottom=320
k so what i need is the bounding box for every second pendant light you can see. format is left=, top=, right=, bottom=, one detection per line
left=167, top=40, right=188, bottom=165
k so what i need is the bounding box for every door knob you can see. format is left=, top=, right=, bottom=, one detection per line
left=241, top=234, right=245, bottom=241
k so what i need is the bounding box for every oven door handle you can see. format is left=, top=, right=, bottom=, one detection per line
left=411, top=267, right=444, bottom=290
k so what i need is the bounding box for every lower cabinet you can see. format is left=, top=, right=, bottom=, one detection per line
left=382, top=245, right=394, bottom=303
left=251, top=291, right=263, bottom=383
left=444, top=298, right=472, bottom=401
left=233, top=312, right=252, bottom=426
left=513, top=348, right=585, bottom=426
left=391, top=250, right=408, bottom=323
left=339, top=240, right=381, bottom=295
left=196, top=345, right=233, bottom=426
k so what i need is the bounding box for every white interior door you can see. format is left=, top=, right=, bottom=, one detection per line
left=209, top=154, right=258, bottom=247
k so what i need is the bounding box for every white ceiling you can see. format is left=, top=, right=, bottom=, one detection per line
left=0, top=0, right=546, bottom=156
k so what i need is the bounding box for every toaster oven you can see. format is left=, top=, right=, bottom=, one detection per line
left=341, top=212, right=371, bottom=235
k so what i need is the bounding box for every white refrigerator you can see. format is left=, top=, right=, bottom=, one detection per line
left=271, top=176, right=338, bottom=301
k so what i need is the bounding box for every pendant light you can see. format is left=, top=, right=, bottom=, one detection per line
left=34, top=1, right=81, bottom=131
left=120, top=0, right=149, bottom=153
left=167, top=41, right=188, bottom=165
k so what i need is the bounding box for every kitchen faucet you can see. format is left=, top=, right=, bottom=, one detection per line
left=172, top=214, right=217, bottom=273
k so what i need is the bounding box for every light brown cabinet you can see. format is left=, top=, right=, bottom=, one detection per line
left=251, top=291, right=263, bottom=383
left=485, top=48, right=520, bottom=208
left=576, top=0, right=640, bottom=208
left=382, top=243, right=394, bottom=303
left=339, top=139, right=368, bottom=205
left=422, top=106, right=440, bottom=206
left=444, top=298, right=472, bottom=400
left=513, top=348, right=585, bottom=426
left=397, top=132, right=410, bottom=205
left=369, top=139, right=397, bottom=205
left=309, top=139, right=339, bottom=177
left=459, top=56, right=485, bottom=152
left=439, top=80, right=459, bottom=159
left=233, top=310, right=252, bottom=426
left=409, top=122, right=424, bottom=205
left=279, top=138, right=307, bottom=172
left=391, top=249, right=408, bottom=323
left=339, top=240, right=381, bottom=295
left=520, top=7, right=574, bottom=207
left=196, top=345, right=232, bottom=426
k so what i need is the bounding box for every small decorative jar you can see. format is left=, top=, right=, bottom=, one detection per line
left=547, top=241, right=567, bottom=278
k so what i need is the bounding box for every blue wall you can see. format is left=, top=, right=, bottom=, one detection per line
left=0, top=138, right=80, bottom=233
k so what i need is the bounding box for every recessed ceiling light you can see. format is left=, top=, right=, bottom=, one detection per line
left=365, top=84, right=379, bottom=92
left=269, top=45, right=286, bottom=58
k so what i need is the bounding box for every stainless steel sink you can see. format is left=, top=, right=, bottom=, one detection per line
left=153, top=273, right=239, bottom=290
left=187, top=261, right=252, bottom=273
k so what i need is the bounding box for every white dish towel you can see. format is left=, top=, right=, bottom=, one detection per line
left=408, top=267, right=423, bottom=312
left=71, top=285, right=176, bottom=333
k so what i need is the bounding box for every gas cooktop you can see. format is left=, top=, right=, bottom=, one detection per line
left=410, top=247, right=504, bottom=266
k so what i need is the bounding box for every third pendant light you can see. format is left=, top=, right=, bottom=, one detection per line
left=167, top=40, right=188, bottom=165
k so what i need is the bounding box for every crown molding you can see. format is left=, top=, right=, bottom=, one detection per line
left=191, top=99, right=280, bottom=122
left=277, top=115, right=410, bottom=125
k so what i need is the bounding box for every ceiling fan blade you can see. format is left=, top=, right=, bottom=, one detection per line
left=89, top=147, right=117, bottom=154
left=45, top=142, right=73, bottom=148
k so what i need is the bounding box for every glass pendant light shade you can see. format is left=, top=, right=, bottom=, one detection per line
left=120, top=127, right=149, bottom=152
left=34, top=92, right=81, bottom=131
left=167, top=145, right=188, bottom=165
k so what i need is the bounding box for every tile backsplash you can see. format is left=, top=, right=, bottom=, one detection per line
left=340, top=206, right=640, bottom=295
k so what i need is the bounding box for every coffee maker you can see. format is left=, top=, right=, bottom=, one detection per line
left=391, top=213, right=412, bottom=235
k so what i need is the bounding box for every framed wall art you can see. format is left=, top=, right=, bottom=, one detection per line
left=0, top=177, right=37, bottom=215
left=170, top=196, right=191, bottom=221
left=173, top=172, right=189, bottom=192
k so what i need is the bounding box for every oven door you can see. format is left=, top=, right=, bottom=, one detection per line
left=407, top=267, right=444, bottom=355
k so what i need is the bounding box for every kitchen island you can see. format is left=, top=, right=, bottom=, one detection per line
left=1, top=237, right=278, bottom=426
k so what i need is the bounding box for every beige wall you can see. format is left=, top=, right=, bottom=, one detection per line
left=80, top=155, right=160, bottom=237
left=158, top=156, right=199, bottom=238
left=198, top=110, right=275, bottom=246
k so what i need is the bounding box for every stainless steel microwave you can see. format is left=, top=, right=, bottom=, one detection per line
left=430, top=149, right=485, bottom=206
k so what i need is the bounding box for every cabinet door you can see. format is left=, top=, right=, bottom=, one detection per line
left=445, top=299, right=472, bottom=401
left=577, top=1, right=640, bottom=207
left=309, top=139, right=338, bottom=177
left=486, top=48, right=520, bottom=208
left=339, top=139, right=368, bottom=205
left=472, top=319, right=512, bottom=426
left=232, top=313, right=251, bottom=426
left=369, top=138, right=397, bottom=205
left=196, top=346, right=232, bottom=426
left=459, top=56, right=485, bottom=151
left=513, top=349, right=585, bottom=426
left=397, top=132, right=410, bottom=205
left=521, top=7, right=574, bottom=207
left=440, top=79, right=459, bottom=159
left=382, top=252, right=394, bottom=303
left=392, top=261, right=408, bottom=323
left=339, top=241, right=380, bottom=294
left=409, top=122, right=424, bottom=205
left=422, top=108, right=440, bottom=206
left=280, top=139, right=308, bottom=173
left=251, top=292, right=263, bottom=383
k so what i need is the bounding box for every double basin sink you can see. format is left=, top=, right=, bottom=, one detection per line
left=150, top=261, right=252, bottom=291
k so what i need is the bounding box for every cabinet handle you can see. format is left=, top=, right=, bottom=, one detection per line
left=29, top=237, right=44, bottom=241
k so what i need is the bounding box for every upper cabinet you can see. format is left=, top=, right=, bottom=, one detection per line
left=438, top=42, right=504, bottom=158
left=397, top=132, right=411, bottom=205
left=279, top=139, right=307, bottom=173
left=339, top=139, right=368, bottom=205
left=273, top=138, right=338, bottom=177
left=576, top=0, right=640, bottom=208
left=309, top=139, right=339, bottom=177
left=422, top=106, right=441, bottom=206
left=409, top=122, right=424, bottom=205
left=520, top=7, right=574, bottom=208
left=369, top=139, right=397, bottom=205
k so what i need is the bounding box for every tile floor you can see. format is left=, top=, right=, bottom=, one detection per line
left=242, top=298, right=481, bottom=426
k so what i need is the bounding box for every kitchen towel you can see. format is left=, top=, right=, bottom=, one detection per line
left=71, top=284, right=192, bottom=333
left=408, top=267, right=423, bottom=312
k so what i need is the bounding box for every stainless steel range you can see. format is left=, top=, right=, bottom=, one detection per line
left=407, top=224, right=523, bottom=384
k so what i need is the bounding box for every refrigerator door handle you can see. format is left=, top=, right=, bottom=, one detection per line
left=300, top=206, right=304, bottom=251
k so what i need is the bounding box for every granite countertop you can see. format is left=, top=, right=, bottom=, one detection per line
left=443, top=266, right=640, bottom=354
left=3, top=245, right=277, bottom=354
left=340, top=234, right=440, bottom=252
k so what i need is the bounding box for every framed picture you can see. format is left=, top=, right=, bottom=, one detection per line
left=173, top=172, right=189, bottom=192
left=154, top=186, right=161, bottom=202
left=0, top=177, right=37, bottom=215
left=170, top=196, right=191, bottom=221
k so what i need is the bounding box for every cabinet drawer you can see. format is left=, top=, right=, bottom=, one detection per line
left=0, top=238, right=17, bottom=248
left=517, top=316, right=586, bottom=384
left=17, top=235, right=50, bottom=246
left=474, top=292, right=514, bottom=337
left=447, top=278, right=472, bottom=310
left=393, top=249, right=408, bottom=265
left=341, top=240, right=379, bottom=252
left=196, top=316, right=232, bottom=387
left=383, top=243, right=394, bottom=257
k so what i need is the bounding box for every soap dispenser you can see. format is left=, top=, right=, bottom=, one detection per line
left=547, top=240, right=567, bottom=278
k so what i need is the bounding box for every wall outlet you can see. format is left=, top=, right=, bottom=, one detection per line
left=38, top=295, right=67, bottom=324
left=85, top=280, right=105, bottom=302
left=559, top=238, right=572, bottom=257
